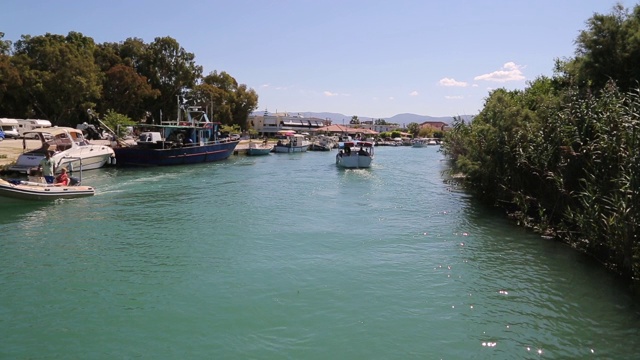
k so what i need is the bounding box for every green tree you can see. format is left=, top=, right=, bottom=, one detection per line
left=0, top=53, right=23, bottom=116
left=145, top=37, right=202, bottom=120
left=12, top=32, right=102, bottom=124
left=99, top=109, right=136, bottom=138
left=200, top=71, right=258, bottom=129
left=100, top=64, right=160, bottom=121
left=561, top=3, right=640, bottom=92
left=418, top=126, right=435, bottom=138
left=350, top=115, right=360, bottom=124
left=0, top=32, right=11, bottom=55
left=406, top=122, right=420, bottom=137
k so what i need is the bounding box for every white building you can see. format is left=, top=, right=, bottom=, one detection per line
left=248, top=110, right=331, bottom=136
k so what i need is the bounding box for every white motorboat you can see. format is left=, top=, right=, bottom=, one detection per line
left=8, top=127, right=115, bottom=174
left=0, top=177, right=95, bottom=200
left=336, top=141, right=374, bottom=168
left=273, top=134, right=310, bottom=153
left=246, top=140, right=274, bottom=156
left=412, top=138, right=428, bottom=148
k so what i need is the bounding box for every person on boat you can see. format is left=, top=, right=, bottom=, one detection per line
left=54, top=167, right=70, bottom=186
left=38, top=151, right=55, bottom=184
left=358, top=147, right=367, bottom=155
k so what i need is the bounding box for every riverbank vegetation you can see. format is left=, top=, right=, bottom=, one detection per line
left=441, top=4, right=640, bottom=284
left=0, top=32, right=258, bottom=128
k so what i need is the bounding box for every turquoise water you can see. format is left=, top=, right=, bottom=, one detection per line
left=1, top=146, right=638, bottom=359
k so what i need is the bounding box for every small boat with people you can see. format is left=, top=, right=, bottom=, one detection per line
left=336, top=141, right=374, bottom=168
left=246, top=140, right=274, bottom=156
left=111, top=104, right=238, bottom=166
left=0, top=163, right=94, bottom=200
left=273, top=134, right=310, bottom=153
left=8, top=127, right=116, bottom=174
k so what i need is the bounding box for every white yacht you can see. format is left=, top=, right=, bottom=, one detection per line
left=8, top=127, right=115, bottom=174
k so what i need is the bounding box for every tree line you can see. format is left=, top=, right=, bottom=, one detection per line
left=0, top=31, right=258, bottom=128
left=441, top=3, right=640, bottom=284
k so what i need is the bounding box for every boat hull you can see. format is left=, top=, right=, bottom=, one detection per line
left=335, top=154, right=373, bottom=168
left=8, top=146, right=115, bottom=174
left=0, top=179, right=95, bottom=200
left=273, top=145, right=308, bottom=153
left=246, top=147, right=273, bottom=156
left=112, top=141, right=238, bottom=166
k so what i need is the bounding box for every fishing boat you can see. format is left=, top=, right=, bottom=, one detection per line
left=273, top=134, right=310, bottom=153
left=8, top=127, right=115, bottom=174
left=112, top=104, right=238, bottom=166
left=246, top=140, right=273, bottom=156
left=336, top=141, right=374, bottom=168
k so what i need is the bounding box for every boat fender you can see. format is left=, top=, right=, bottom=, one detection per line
left=111, top=156, right=116, bottom=165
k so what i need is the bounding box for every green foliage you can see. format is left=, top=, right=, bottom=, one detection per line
left=0, top=31, right=258, bottom=130
left=101, top=110, right=136, bottom=138
left=350, top=115, right=360, bottom=124
left=443, top=75, right=640, bottom=280
left=418, top=126, right=435, bottom=138
left=560, top=3, right=640, bottom=93
left=406, top=122, right=420, bottom=137
left=219, top=124, right=241, bottom=135
left=100, top=64, right=160, bottom=120
left=198, top=71, right=259, bottom=130
left=0, top=32, right=11, bottom=55
left=10, top=32, right=102, bottom=124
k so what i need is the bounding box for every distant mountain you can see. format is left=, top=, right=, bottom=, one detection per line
left=251, top=111, right=473, bottom=127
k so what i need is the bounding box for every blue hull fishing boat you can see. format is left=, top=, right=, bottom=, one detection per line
left=112, top=104, right=239, bottom=166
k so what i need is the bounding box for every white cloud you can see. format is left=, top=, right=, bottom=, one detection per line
left=409, top=91, right=419, bottom=96
left=389, top=97, right=395, bottom=100
left=474, top=62, right=525, bottom=82
left=439, top=78, right=468, bottom=87
left=261, top=84, right=270, bottom=88
left=445, top=95, right=464, bottom=100
left=324, top=91, right=338, bottom=97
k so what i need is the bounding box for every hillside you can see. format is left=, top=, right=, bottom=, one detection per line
left=251, top=111, right=473, bottom=127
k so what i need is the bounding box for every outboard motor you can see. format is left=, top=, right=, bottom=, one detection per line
left=69, top=177, right=80, bottom=186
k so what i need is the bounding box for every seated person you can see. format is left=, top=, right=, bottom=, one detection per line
left=54, top=168, right=70, bottom=186
left=358, top=147, right=367, bottom=155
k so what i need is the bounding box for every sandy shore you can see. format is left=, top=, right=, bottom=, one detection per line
left=0, top=138, right=38, bottom=166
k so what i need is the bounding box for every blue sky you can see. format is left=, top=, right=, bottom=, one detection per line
left=2, top=0, right=635, bottom=118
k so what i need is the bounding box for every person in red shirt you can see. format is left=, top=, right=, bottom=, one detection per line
left=54, top=167, right=70, bottom=186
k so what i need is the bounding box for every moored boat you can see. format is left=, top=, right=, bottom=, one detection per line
left=412, top=138, right=428, bottom=148
left=336, top=141, right=374, bottom=168
left=246, top=140, right=274, bottom=156
left=308, top=135, right=335, bottom=151
left=8, top=127, right=115, bottom=174
left=273, top=134, right=310, bottom=153
left=112, top=105, right=238, bottom=166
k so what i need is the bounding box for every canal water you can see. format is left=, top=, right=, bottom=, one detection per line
left=1, top=146, right=638, bottom=359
